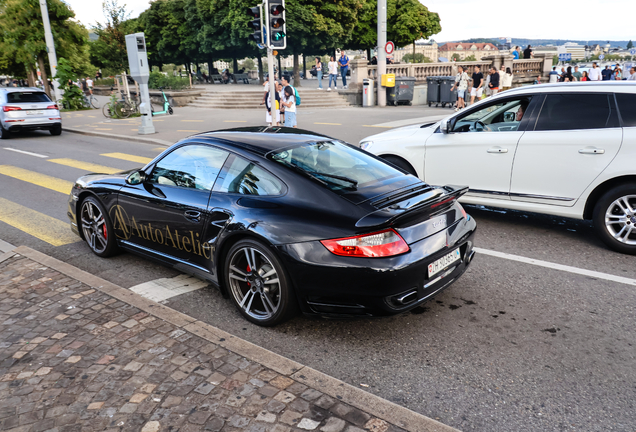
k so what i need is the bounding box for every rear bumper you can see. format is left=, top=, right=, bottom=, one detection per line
left=3, top=121, right=61, bottom=132
left=278, top=216, right=477, bottom=317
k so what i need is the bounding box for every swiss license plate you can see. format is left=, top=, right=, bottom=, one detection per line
left=428, top=248, right=461, bottom=278
left=26, top=110, right=43, bottom=115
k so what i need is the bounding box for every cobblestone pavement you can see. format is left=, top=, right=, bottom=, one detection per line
left=0, top=253, right=420, bottom=432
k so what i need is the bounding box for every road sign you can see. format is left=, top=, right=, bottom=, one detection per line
left=385, top=41, right=394, bottom=55
left=599, top=54, right=605, bottom=60
left=630, top=49, right=636, bottom=55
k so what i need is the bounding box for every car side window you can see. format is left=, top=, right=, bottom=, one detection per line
left=214, top=156, right=284, bottom=196
left=616, top=93, right=636, bottom=127
left=452, top=97, right=531, bottom=133
left=148, top=145, right=229, bottom=191
left=534, top=93, right=619, bottom=131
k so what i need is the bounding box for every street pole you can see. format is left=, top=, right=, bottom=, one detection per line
left=267, top=48, right=277, bottom=126
left=38, top=0, right=62, bottom=102
left=377, top=0, right=387, bottom=107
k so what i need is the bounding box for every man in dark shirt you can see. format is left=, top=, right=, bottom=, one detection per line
left=469, top=65, right=484, bottom=105
left=488, top=67, right=500, bottom=95
left=523, top=45, right=533, bottom=59
left=601, top=66, right=612, bottom=80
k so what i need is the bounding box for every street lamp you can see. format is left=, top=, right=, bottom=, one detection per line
left=38, top=0, right=61, bottom=102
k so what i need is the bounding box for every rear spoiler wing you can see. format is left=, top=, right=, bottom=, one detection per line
left=356, top=185, right=469, bottom=228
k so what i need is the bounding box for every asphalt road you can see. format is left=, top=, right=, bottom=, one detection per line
left=0, top=127, right=634, bottom=432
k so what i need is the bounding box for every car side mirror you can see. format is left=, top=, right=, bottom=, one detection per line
left=126, top=170, right=146, bottom=185
left=440, top=120, right=450, bottom=134
left=504, top=112, right=515, bottom=122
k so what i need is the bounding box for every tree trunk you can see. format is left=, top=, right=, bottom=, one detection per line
left=257, top=52, right=264, bottom=84
left=277, top=55, right=282, bottom=79
left=302, top=55, right=306, bottom=80
left=292, top=53, right=301, bottom=87
left=37, top=54, right=51, bottom=98
left=207, top=55, right=215, bottom=84
left=367, top=48, right=371, bottom=62
left=26, top=67, right=36, bottom=87
left=232, top=58, right=238, bottom=84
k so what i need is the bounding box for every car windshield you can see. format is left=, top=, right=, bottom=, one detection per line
left=268, top=140, right=402, bottom=193
left=7, top=92, right=51, bottom=103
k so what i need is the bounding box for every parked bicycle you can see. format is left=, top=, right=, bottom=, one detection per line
left=82, top=92, right=99, bottom=109
left=103, top=88, right=138, bottom=119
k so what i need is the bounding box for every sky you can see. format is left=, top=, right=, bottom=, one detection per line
left=66, top=0, right=633, bottom=42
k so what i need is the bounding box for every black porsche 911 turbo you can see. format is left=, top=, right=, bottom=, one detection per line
left=68, top=127, right=476, bottom=326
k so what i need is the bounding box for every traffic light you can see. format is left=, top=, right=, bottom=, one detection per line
left=246, top=5, right=264, bottom=45
left=266, top=0, right=286, bottom=49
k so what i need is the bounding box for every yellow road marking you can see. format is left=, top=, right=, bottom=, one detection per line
left=48, top=158, right=121, bottom=174
left=152, top=147, right=168, bottom=151
left=95, top=128, right=112, bottom=131
left=100, top=152, right=152, bottom=164
left=223, top=120, right=247, bottom=123
left=177, top=130, right=200, bottom=133
left=180, top=120, right=204, bottom=122
left=314, top=122, right=342, bottom=125
left=88, top=115, right=96, bottom=118
left=363, top=125, right=394, bottom=128
left=0, top=197, right=79, bottom=247
left=0, top=165, right=73, bottom=194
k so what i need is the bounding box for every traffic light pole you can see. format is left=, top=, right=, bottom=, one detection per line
left=39, top=0, right=62, bottom=102
left=377, top=0, right=387, bottom=107
left=267, top=48, right=277, bottom=126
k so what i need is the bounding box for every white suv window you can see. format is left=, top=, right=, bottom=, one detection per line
left=535, top=93, right=619, bottom=131
left=616, top=93, right=636, bottom=127
left=452, top=97, right=531, bottom=133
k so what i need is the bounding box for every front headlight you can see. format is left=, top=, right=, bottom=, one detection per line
left=359, top=141, right=373, bottom=150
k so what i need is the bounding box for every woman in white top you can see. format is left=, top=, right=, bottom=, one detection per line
left=451, top=66, right=469, bottom=111
left=282, top=86, right=297, bottom=128
left=327, top=56, right=338, bottom=91
left=501, top=67, right=513, bottom=91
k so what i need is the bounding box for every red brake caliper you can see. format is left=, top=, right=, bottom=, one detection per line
left=246, top=265, right=251, bottom=286
left=103, top=224, right=107, bottom=239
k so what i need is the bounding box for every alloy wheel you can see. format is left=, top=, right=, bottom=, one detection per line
left=81, top=200, right=109, bottom=254
left=228, top=246, right=281, bottom=320
left=604, top=194, right=636, bottom=245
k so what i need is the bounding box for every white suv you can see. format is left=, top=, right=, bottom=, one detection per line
left=360, top=82, right=636, bottom=254
left=0, top=87, right=62, bottom=139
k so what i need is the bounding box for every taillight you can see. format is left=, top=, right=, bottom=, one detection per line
left=320, top=229, right=409, bottom=258
left=47, top=105, right=59, bottom=110
left=3, top=106, right=21, bottom=112
left=458, top=203, right=467, bottom=219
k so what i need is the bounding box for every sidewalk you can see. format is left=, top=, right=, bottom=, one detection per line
left=60, top=97, right=448, bottom=147
left=0, top=243, right=456, bottom=432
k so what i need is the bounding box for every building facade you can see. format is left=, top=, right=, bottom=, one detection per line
left=438, top=42, right=499, bottom=61
left=392, top=41, right=439, bottom=63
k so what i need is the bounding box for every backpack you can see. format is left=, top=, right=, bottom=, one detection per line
left=293, top=87, right=301, bottom=106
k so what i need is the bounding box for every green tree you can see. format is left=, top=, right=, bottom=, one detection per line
left=403, top=53, right=424, bottom=63
left=89, top=0, right=131, bottom=73
left=56, top=58, right=85, bottom=110
left=627, top=40, right=633, bottom=49
left=464, top=54, right=476, bottom=61
left=0, top=0, right=92, bottom=96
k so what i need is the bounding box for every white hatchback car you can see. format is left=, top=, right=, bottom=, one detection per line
left=0, top=87, right=62, bottom=139
left=361, top=82, right=636, bottom=254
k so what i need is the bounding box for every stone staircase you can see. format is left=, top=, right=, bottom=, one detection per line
left=188, top=88, right=350, bottom=109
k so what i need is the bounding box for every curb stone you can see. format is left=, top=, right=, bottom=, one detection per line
left=63, top=127, right=173, bottom=147
left=8, top=244, right=460, bottom=432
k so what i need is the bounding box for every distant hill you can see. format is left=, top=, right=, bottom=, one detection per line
left=443, top=38, right=632, bottom=49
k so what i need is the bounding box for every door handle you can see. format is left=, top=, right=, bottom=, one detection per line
left=487, top=147, right=508, bottom=154
left=578, top=147, right=605, bottom=155
left=184, top=210, right=201, bottom=222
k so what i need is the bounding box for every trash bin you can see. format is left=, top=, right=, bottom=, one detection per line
left=426, top=76, right=441, bottom=107
left=386, top=76, right=416, bottom=106
left=439, top=76, right=457, bottom=108
left=362, top=78, right=375, bottom=107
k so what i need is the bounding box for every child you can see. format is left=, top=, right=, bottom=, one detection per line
left=282, top=86, right=296, bottom=128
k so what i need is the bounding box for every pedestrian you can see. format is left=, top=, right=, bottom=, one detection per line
left=488, top=67, right=500, bottom=96
left=327, top=56, right=338, bottom=91
left=512, top=46, right=520, bottom=60
left=562, top=66, right=574, bottom=82
left=451, top=66, right=469, bottom=111
left=282, top=86, right=297, bottom=128
left=549, top=67, right=559, bottom=83
left=523, top=45, right=533, bottom=59
left=613, top=65, right=622, bottom=80
left=469, top=65, right=484, bottom=105
left=580, top=71, right=590, bottom=81
left=501, top=67, right=513, bottom=91
left=589, top=62, right=602, bottom=81
left=627, top=67, right=636, bottom=81
left=338, top=51, right=350, bottom=89
left=261, top=74, right=270, bottom=105
left=86, top=77, right=94, bottom=95
left=265, top=81, right=281, bottom=126
left=601, top=66, right=612, bottom=80
left=315, top=57, right=323, bottom=90
left=533, top=75, right=542, bottom=84
left=484, top=72, right=491, bottom=98
left=572, top=66, right=582, bottom=81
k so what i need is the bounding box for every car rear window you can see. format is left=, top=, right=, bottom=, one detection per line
left=534, top=93, right=619, bottom=131
left=269, top=140, right=402, bottom=193
left=7, top=92, right=51, bottom=103
left=616, top=93, right=636, bottom=127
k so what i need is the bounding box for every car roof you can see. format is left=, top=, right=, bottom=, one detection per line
left=0, top=87, right=47, bottom=94
left=499, top=81, right=636, bottom=97
left=188, top=127, right=334, bottom=156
